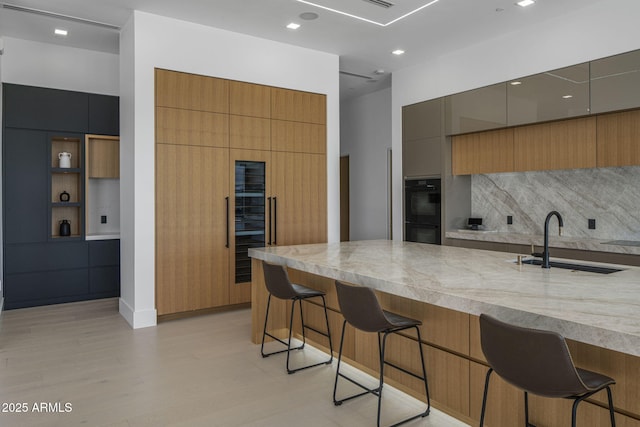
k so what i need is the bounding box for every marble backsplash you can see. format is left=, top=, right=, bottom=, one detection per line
left=471, top=166, right=640, bottom=241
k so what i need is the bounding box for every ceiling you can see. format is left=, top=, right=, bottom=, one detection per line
left=0, top=0, right=609, bottom=100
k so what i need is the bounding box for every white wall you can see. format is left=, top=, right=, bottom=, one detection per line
left=341, top=87, right=391, bottom=240
left=0, top=37, right=118, bottom=95
left=391, top=0, right=640, bottom=240
left=119, top=11, right=340, bottom=328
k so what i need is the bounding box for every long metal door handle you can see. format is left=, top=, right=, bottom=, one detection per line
left=267, top=197, right=272, bottom=245
left=273, top=197, right=277, bottom=246
left=225, top=196, right=230, bottom=248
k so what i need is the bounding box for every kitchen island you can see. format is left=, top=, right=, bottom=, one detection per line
left=249, top=240, right=640, bottom=426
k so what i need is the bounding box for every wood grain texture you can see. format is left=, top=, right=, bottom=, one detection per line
left=156, top=144, right=230, bottom=315
left=271, top=152, right=327, bottom=245
left=452, top=128, right=514, bottom=175
left=271, top=87, right=326, bottom=124
left=51, top=206, right=80, bottom=237
left=51, top=137, right=81, bottom=168
left=86, top=135, right=119, bottom=178
left=229, top=80, right=271, bottom=118
left=156, top=107, right=229, bottom=148
left=229, top=115, right=271, bottom=150
left=155, top=68, right=228, bottom=113
left=514, top=116, right=597, bottom=171
left=271, top=119, right=326, bottom=154
left=596, top=109, right=640, bottom=167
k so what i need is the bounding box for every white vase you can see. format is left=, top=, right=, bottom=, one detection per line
left=58, top=152, right=72, bottom=168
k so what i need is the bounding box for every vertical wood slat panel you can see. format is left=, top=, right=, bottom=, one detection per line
left=514, top=116, right=596, bottom=171
left=596, top=109, right=640, bottom=167
left=452, top=128, right=514, bottom=175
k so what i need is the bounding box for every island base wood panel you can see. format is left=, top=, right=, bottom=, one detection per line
left=250, top=259, right=640, bottom=427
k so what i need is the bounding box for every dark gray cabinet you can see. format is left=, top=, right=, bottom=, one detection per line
left=89, top=94, right=120, bottom=136
left=2, top=83, right=120, bottom=309
left=3, top=128, right=48, bottom=244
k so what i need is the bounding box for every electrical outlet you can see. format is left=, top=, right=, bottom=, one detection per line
left=507, top=215, right=513, bottom=225
left=588, top=218, right=596, bottom=229
left=101, top=215, right=107, bottom=224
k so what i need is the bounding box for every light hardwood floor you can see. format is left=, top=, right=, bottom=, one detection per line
left=0, top=299, right=469, bottom=427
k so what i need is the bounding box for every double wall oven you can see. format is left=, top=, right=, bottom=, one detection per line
left=404, top=178, right=441, bottom=245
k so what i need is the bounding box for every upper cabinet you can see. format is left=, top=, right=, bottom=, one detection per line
left=591, top=50, right=640, bottom=114
left=596, top=110, right=640, bottom=168
left=271, top=87, right=326, bottom=125
left=229, top=81, right=271, bottom=118
left=403, top=98, right=442, bottom=141
left=155, top=69, right=229, bottom=113
left=4, top=84, right=89, bottom=132
left=88, top=94, right=119, bottom=136
left=514, top=117, right=596, bottom=171
left=507, top=63, right=590, bottom=126
left=402, top=99, right=443, bottom=177
left=445, top=83, right=507, bottom=135
left=452, top=128, right=514, bottom=175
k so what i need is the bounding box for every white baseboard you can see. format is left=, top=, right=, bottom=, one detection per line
left=119, top=298, right=157, bottom=329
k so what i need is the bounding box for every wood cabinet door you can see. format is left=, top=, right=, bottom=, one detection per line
left=229, top=81, right=271, bottom=118
left=229, top=149, right=272, bottom=304
left=155, top=69, right=228, bottom=113
left=156, top=144, right=230, bottom=315
left=271, top=120, right=326, bottom=154
left=452, top=128, right=514, bottom=175
left=514, top=116, right=596, bottom=171
left=271, top=88, right=326, bottom=124
left=596, top=109, right=640, bottom=167
left=271, top=152, right=327, bottom=245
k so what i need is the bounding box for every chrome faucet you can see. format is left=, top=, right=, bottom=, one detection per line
left=542, top=211, right=563, bottom=269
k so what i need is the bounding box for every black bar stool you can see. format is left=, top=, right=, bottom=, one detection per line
left=260, top=261, right=333, bottom=374
left=333, top=280, right=430, bottom=427
left=479, top=314, right=616, bottom=427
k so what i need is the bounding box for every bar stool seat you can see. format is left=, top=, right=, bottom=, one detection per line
left=333, top=280, right=430, bottom=427
left=260, top=261, right=333, bottom=374
left=479, top=314, right=616, bottom=427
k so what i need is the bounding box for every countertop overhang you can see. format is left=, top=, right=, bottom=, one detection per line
left=250, top=240, right=640, bottom=357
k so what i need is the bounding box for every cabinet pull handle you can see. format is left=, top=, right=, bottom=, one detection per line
left=273, top=197, right=277, bottom=246
left=267, top=197, right=272, bottom=245
left=225, top=196, right=230, bottom=248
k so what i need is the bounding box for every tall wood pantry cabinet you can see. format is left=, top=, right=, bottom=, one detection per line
left=155, top=69, right=327, bottom=316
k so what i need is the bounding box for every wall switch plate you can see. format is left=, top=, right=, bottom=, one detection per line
left=588, top=218, right=596, bottom=229
left=507, top=215, right=513, bottom=225
left=101, top=215, right=107, bottom=224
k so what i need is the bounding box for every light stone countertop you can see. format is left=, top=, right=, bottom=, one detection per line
left=446, top=230, right=640, bottom=256
left=250, top=240, right=640, bottom=357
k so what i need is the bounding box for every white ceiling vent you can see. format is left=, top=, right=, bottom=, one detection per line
left=362, top=0, right=395, bottom=9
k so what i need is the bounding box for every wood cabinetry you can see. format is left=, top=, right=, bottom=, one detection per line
left=597, top=109, right=640, bottom=167
left=86, top=135, right=119, bottom=178
left=156, top=144, right=230, bottom=315
left=155, top=69, right=228, bottom=113
left=155, top=69, right=327, bottom=316
left=50, top=134, right=84, bottom=239
left=452, top=128, right=514, bottom=175
left=514, top=116, right=596, bottom=171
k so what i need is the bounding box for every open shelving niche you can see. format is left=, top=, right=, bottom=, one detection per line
left=50, top=135, right=84, bottom=239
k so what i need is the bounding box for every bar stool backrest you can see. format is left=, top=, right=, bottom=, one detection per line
left=335, top=281, right=393, bottom=333
left=262, top=261, right=297, bottom=299
left=479, top=314, right=590, bottom=398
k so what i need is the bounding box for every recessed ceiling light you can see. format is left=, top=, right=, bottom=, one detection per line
left=510, top=81, right=522, bottom=85
left=392, top=49, right=405, bottom=56
left=562, top=95, right=573, bottom=99
left=516, top=0, right=535, bottom=7
left=286, top=22, right=301, bottom=30
left=299, top=12, right=319, bottom=20
left=54, top=28, right=68, bottom=36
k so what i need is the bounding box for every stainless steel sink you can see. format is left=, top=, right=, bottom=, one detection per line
left=518, top=258, right=624, bottom=274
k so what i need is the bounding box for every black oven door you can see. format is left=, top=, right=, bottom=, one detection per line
left=405, top=179, right=441, bottom=225
left=405, top=223, right=441, bottom=245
